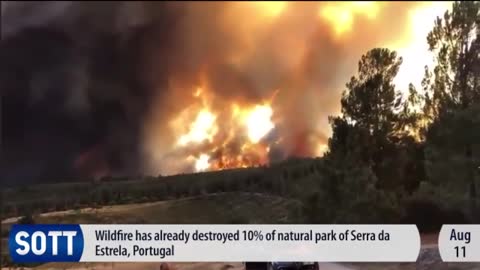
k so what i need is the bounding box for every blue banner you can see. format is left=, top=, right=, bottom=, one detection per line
left=9, top=224, right=84, bottom=263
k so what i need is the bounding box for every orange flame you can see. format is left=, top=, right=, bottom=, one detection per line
left=172, top=87, right=276, bottom=172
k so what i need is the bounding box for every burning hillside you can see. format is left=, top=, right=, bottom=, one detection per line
left=1, top=1, right=451, bottom=181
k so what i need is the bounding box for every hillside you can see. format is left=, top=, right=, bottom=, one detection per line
left=2, top=158, right=321, bottom=220
left=3, top=192, right=300, bottom=226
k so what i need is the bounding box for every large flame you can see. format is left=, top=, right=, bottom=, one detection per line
left=177, top=109, right=217, bottom=146
left=194, top=154, right=210, bottom=172
left=142, top=2, right=451, bottom=176
left=169, top=86, right=276, bottom=172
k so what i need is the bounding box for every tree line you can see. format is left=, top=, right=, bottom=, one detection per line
left=321, top=1, right=480, bottom=228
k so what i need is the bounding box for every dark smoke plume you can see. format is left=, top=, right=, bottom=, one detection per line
left=1, top=1, right=177, bottom=184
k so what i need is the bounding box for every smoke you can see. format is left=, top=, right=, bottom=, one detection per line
left=140, top=1, right=434, bottom=175
left=1, top=1, right=165, bottom=183
left=1, top=1, right=448, bottom=182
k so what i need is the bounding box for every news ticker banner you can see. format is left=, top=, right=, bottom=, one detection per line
left=9, top=224, right=421, bottom=263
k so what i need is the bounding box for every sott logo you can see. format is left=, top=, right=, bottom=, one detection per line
left=9, top=224, right=84, bottom=263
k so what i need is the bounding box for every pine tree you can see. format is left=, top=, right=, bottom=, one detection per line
left=328, top=48, right=409, bottom=190
left=423, top=1, right=480, bottom=219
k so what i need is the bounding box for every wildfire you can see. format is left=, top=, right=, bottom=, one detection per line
left=244, top=105, right=274, bottom=143
left=172, top=87, right=276, bottom=172
left=142, top=2, right=451, bottom=176
left=230, top=103, right=275, bottom=144
left=177, top=109, right=217, bottom=146
left=195, top=154, right=210, bottom=172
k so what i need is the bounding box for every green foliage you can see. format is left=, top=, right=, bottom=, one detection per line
left=425, top=106, right=480, bottom=191
left=340, top=48, right=403, bottom=134
left=317, top=152, right=401, bottom=224
left=324, top=2, right=480, bottom=225
left=425, top=1, right=480, bottom=114
left=327, top=48, right=424, bottom=193
left=403, top=182, right=470, bottom=232
left=2, top=160, right=322, bottom=219
left=423, top=1, right=480, bottom=220
left=323, top=4, right=479, bottom=226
